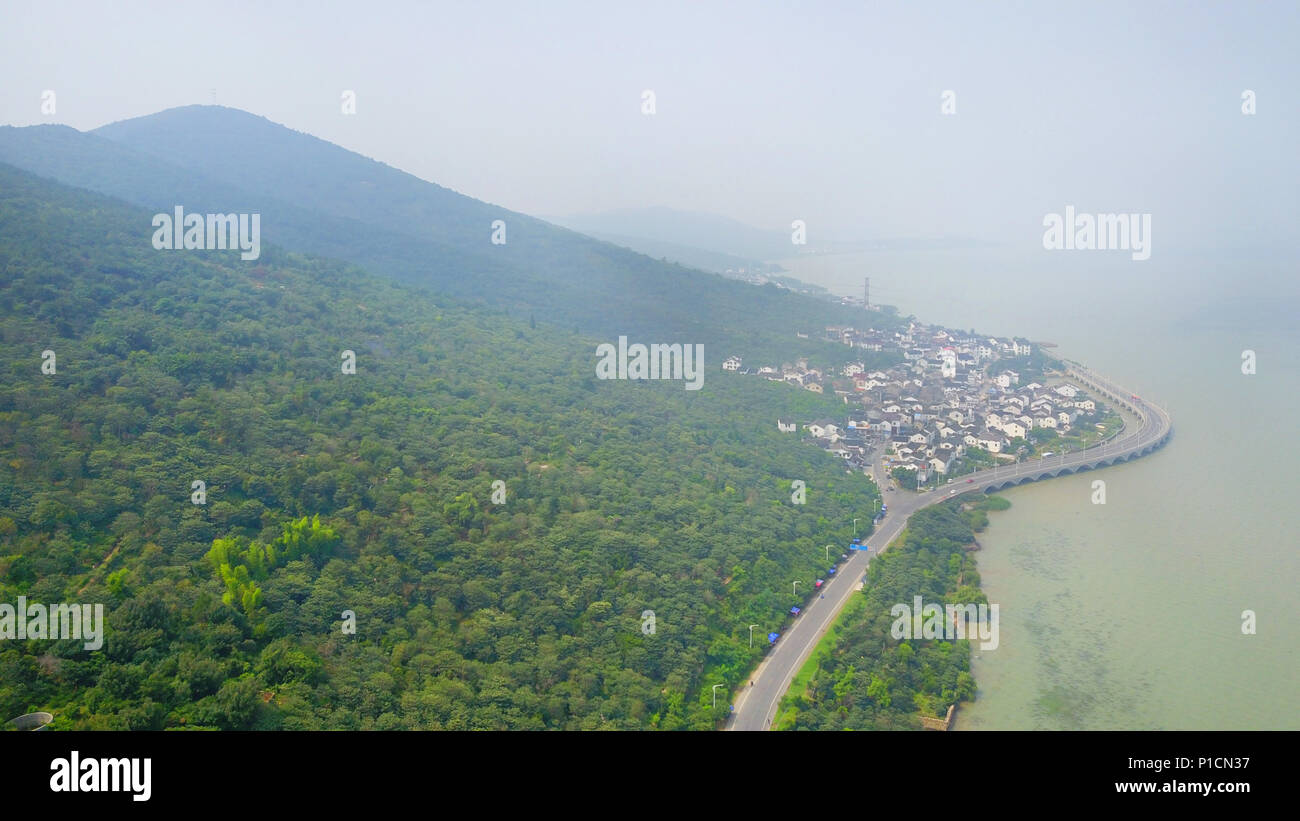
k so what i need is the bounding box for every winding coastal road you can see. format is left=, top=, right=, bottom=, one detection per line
left=727, top=364, right=1173, bottom=731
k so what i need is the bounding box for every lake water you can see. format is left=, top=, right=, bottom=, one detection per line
left=775, top=245, right=1300, bottom=729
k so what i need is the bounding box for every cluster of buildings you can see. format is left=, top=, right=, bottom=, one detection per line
left=724, top=320, right=1109, bottom=484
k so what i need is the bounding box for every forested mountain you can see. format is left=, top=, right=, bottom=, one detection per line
left=0, top=163, right=884, bottom=729
left=0, top=107, right=901, bottom=366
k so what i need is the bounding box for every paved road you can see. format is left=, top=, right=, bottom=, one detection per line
left=727, top=365, right=1172, bottom=731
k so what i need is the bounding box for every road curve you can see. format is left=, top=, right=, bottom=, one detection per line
left=727, top=364, right=1172, bottom=731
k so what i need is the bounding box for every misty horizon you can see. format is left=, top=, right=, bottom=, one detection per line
left=3, top=1, right=1297, bottom=254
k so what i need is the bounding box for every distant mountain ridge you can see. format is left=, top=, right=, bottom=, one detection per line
left=552, top=206, right=798, bottom=263
left=552, top=205, right=989, bottom=265
left=0, top=105, right=897, bottom=363
left=557, top=229, right=773, bottom=277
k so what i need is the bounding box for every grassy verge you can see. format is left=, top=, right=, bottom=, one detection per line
left=772, top=577, right=871, bottom=730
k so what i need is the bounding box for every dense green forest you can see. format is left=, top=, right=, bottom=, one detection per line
left=0, top=163, right=890, bottom=729
left=0, top=107, right=907, bottom=368
left=778, top=496, right=1010, bottom=730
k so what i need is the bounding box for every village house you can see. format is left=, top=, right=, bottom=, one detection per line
left=974, top=431, right=1009, bottom=453
left=930, top=451, right=953, bottom=475
left=806, top=420, right=841, bottom=441
left=1002, top=420, right=1030, bottom=440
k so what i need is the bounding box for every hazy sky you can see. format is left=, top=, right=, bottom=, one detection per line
left=2, top=1, right=1297, bottom=250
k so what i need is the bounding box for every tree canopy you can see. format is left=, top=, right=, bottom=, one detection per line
left=0, top=163, right=887, bottom=730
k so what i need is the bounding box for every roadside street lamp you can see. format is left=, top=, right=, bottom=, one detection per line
left=825, top=544, right=833, bottom=561
left=749, top=624, right=759, bottom=648
left=853, top=518, right=861, bottom=536
left=792, top=581, right=800, bottom=596
left=712, top=683, right=725, bottom=709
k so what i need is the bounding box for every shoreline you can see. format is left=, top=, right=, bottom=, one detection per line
left=728, top=358, right=1171, bottom=731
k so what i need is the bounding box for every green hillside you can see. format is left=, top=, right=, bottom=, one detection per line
left=0, top=163, right=883, bottom=729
